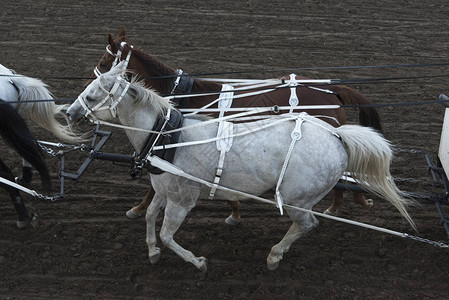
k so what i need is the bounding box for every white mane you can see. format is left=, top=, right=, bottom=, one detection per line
left=103, top=65, right=174, bottom=119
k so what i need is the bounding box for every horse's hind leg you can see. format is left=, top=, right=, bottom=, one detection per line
left=323, top=189, right=345, bottom=216
left=127, top=187, right=155, bottom=219
left=267, top=211, right=318, bottom=271
left=159, top=201, right=207, bottom=271
left=225, top=200, right=241, bottom=225
left=353, top=191, right=373, bottom=210
left=146, top=193, right=166, bottom=264
left=0, top=159, right=36, bottom=228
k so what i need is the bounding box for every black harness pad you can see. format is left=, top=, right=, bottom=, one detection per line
left=172, top=73, right=194, bottom=109
left=139, top=109, right=184, bottom=175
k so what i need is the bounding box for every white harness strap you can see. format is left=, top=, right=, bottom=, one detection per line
left=274, top=113, right=305, bottom=215
left=209, top=84, right=235, bottom=198
left=218, top=84, right=234, bottom=118
left=288, top=73, right=299, bottom=113
left=80, top=74, right=130, bottom=119
left=209, top=121, right=234, bottom=198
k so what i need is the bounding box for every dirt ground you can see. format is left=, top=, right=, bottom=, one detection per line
left=2, top=0, right=449, bottom=299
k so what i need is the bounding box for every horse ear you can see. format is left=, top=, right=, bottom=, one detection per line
left=108, top=34, right=117, bottom=52
left=118, top=27, right=126, bottom=37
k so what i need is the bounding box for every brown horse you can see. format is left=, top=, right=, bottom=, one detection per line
left=88, top=28, right=382, bottom=222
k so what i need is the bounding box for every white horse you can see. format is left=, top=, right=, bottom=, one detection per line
left=0, top=64, right=80, bottom=184
left=66, top=62, right=415, bottom=272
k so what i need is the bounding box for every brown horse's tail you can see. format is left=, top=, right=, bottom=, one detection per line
left=332, top=85, right=382, bottom=133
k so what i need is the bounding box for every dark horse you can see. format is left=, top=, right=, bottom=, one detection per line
left=0, top=102, right=51, bottom=228
left=88, top=28, right=382, bottom=222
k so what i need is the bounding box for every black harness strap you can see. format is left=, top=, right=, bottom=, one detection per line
left=138, top=109, right=184, bottom=175
left=172, top=70, right=194, bottom=109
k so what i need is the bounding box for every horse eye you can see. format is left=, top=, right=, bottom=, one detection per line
left=86, top=95, right=95, bottom=102
left=100, top=63, right=106, bottom=68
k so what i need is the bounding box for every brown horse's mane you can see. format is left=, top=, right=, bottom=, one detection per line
left=192, top=78, right=222, bottom=94
left=119, top=37, right=222, bottom=95
left=115, top=37, right=175, bottom=93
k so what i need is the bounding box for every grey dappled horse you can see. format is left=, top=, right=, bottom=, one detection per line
left=67, top=62, right=414, bottom=272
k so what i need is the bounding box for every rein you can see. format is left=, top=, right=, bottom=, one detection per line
left=147, top=156, right=449, bottom=249
left=95, top=41, right=194, bottom=109
left=72, top=66, right=449, bottom=249
left=96, top=41, right=342, bottom=111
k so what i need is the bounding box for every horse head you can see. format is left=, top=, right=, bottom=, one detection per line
left=85, top=28, right=131, bottom=87
left=70, top=61, right=130, bottom=123
left=87, top=28, right=183, bottom=95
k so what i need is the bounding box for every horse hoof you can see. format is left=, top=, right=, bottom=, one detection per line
left=197, top=257, right=207, bottom=272
left=323, top=209, right=336, bottom=216
left=225, top=215, right=241, bottom=226
left=267, top=261, right=280, bottom=271
left=149, top=248, right=161, bottom=264
left=16, top=220, right=27, bottom=229
left=365, top=199, right=374, bottom=209
left=126, top=209, right=141, bottom=219
left=16, top=213, right=37, bottom=229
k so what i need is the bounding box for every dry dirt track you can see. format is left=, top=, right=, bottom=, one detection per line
left=2, top=1, right=449, bottom=299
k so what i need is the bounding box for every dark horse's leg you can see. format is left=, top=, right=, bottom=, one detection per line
left=324, top=189, right=372, bottom=216
left=352, top=191, right=373, bottom=210
left=16, top=159, right=33, bottom=187
left=324, top=86, right=381, bottom=215
left=126, top=187, right=155, bottom=218
left=225, top=201, right=241, bottom=225
left=0, top=158, right=36, bottom=228
left=325, top=190, right=345, bottom=215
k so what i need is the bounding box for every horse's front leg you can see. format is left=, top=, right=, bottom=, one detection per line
left=160, top=201, right=207, bottom=272
left=126, top=187, right=155, bottom=218
left=146, top=193, right=166, bottom=263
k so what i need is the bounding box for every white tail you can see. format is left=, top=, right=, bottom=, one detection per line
left=11, top=75, right=82, bottom=143
left=335, top=125, right=416, bottom=230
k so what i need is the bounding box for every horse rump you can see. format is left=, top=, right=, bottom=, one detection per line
left=332, top=85, right=383, bottom=132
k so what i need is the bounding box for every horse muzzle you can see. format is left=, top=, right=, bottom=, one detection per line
left=66, top=101, right=87, bottom=124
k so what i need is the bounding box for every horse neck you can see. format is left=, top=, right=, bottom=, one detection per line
left=116, top=93, right=161, bottom=152
left=130, top=49, right=223, bottom=99
left=130, top=50, right=177, bottom=94
left=192, top=79, right=222, bottom=93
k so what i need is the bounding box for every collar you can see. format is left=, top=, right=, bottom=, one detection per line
left=137, top=108, right=184, bottom=174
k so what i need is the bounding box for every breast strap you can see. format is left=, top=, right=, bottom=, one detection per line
left=139, top=109, right=184, bottom=174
